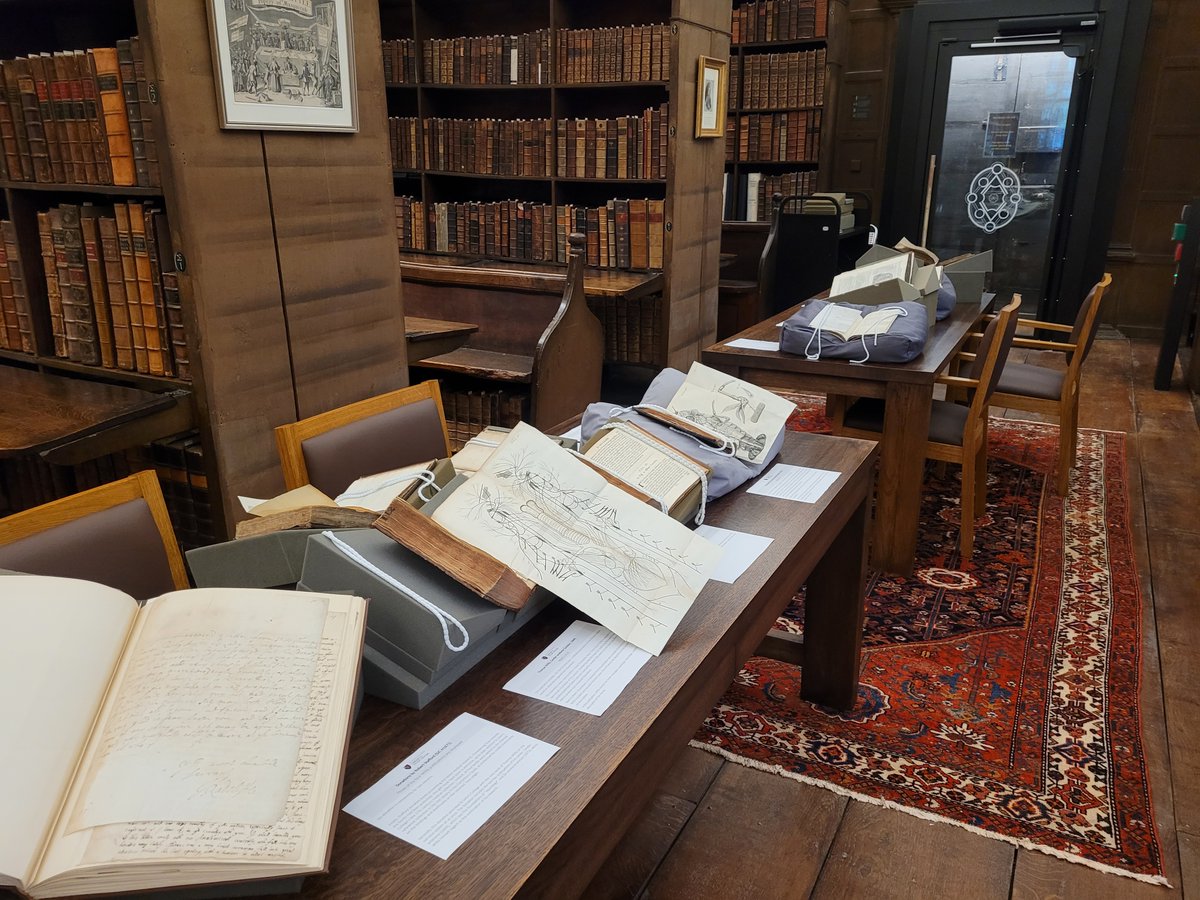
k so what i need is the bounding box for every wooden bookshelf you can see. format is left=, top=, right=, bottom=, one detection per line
left=0, top=0, right=408, bottom=539
left=724, top=0, right=846, bottom=221
left=378, top=0, right=730, bottom=369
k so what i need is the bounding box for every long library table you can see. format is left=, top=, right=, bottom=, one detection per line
left=0, top=365, right=190, bottom=465
left=701, top=294, right=993, bottom=575
left=304, top=429, right=877, bottom=899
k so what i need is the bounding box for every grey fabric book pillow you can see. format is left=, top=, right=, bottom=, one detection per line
left=779, top=298, right=929, bottom=363
left=580, top=368, right=787, bottom=500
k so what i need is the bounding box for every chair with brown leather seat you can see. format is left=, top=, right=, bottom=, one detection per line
left=274, top=380, right=452, bottom=497
left=831, top=295, right=1022, bottom=561
left=0, top=470, right=188, bottom=601
left=989, top=273, right=1112, bottom=496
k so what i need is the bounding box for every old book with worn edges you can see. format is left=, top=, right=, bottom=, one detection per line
left=78, top=205, right=117, bottom=368
left=35, top=211, right=67, bottom=356
left=54, top=204, right=101, bottom=366
left=90, top=47, right=134, bottom=186
left=112, top=202, right=149, bottom=373
left=580, top=421, right=710, bottom=523
left=96, top=212, right=133, bottom=370
left=0, top=575, right=366, bottom=899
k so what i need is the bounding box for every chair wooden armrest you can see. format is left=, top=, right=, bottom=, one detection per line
left=936, top=374, right=980, bottom=389
left=955, top=350, right=978, bottom=361
left=982, top=313, right=1074, bottom=333
left=1011, top=336, right=1077, bottom=352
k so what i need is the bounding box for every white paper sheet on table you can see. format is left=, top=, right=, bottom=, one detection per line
left=694, top=525, right=774, bottom=583
left=724, top=338, right=780, bottom=351
left=746, top=463, right=840, bottom=503
left=504, top=621, right=651, bottom=715
left=343, top=713, right=558, bottom=860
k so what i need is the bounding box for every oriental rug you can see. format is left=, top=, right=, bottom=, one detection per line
left=691, top=401, right=1167, bottom=884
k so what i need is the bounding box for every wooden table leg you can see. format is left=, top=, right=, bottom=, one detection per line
left=799, top=491, right=870, bottom=709
left=872, top=381, right=933, bottom=575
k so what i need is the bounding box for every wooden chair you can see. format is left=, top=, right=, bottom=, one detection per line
left=0, top=470, right=188, bottom=601
left=989, top=273, right=1112, bottom=495
left=831, top=296, right=1022, bottom=561
left=274, top=380, right=452, bottom=497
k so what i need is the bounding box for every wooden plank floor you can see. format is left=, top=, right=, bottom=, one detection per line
left=583, top=336, right=1198, bottom=899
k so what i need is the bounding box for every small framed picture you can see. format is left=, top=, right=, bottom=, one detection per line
left=207, top=0, right=358, bottom=132
left=694, top=56, right=728, bottom=139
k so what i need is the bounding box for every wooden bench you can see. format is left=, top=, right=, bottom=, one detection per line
left=401, top=233, right=604, bottom=432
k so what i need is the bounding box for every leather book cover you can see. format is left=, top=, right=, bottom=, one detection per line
left=55, top=204, right=101, bottom=365
left=35, top=212, right=67, bottom=355
left=0, top=235, right=17, bottom=351
left=31, top=53, right=65, bottom=182
left=115, top=40, right=144, bottom=185
left=78, top=50, right=111, bottom=184
left=112, top=202, right=148, bottom=372
left=613, top=198, right=630, bottom=270
left=0, top=60, right=34, bottom=181
left=13, top=59, right=51, bottom=183
left=142, top=204, right=174, bottom=377
left=78, top=205, right=117, bottom=367
left=64, top=51, right=98, bottom=183
left=49, top=53, right=82, bottom=183
left=0, top=220, right=32, bottom=352
left=628, top=198, right=649, bottom=270
left=131, top=38, right=159, bottom=187
left=97, top=213, right=133, bottom=370
left=648, top=199, right=664, bottom=270
left=152, top=209, right=188, bottom=379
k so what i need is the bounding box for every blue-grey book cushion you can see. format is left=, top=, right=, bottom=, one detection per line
left=936, top=271, right=957, bottom=320
left=779, top=299, right=929, bottom=363
left=579, top=368, right=787, bottom=500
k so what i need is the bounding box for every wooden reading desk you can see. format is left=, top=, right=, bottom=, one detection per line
left=403, top=316, right=478, bottom=363
left=701, top=294, right=994, bottom=574
left=0, top=365, right=190, bottom=466
left=399, top=254, right=664, bottom=301
left=303, top=429, right=877, bottom=899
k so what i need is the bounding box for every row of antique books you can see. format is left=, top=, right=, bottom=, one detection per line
left=731, top=0, right=828, bottom=44
left=732, top=48, right=826, bottom=110
left=37, top=202, right=188, bottom=379
left=0, top=221, right=34, bottom=353
left=384, top=25, right=671, bottom=85
left=726, top=109, right=823, bottom=163
left=149, top=431, right=213, bottom=551
left=389, top=105, right=669, bottom=180
left=394, top=196, right=666, bottom=271
left=586, top=292, right=662, bottom=366
left=0, top=38, right=159, bottom=188
left=435, top=387, right=526, bottom=452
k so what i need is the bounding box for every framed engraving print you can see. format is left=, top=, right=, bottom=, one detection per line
left=694, top=56, right=727, bottom=139
left=208, top=0, right=358, bottom=132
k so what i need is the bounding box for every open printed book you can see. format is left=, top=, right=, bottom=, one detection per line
left=829, top=253, right=915, bottom=297
left=0, top=576, right=366, bottom=899
left=664, top=361, right=795, bottom=464
left=808, top=303, right=904, bottom=340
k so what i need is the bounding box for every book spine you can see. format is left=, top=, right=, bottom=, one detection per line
left=116, top=40, right=146, bottom=187
left=65, top=51, right=99, bottom=183
left=131, top=37, right=160, bottom=187
left=56, top=204, right=101, bottom=365
left=91, top=47, right=134, bottom=186
left=50, top=53, right=81, bottom=183
left=36, top=211, right=67, bottom=356
left=30, top=54, right=64, bottom=182
left=127, top=200, right=166, bottom=375
left=0, top=76, right=20, bottom=180
left=0, top=231, right=14, bottom=349
left=14, top=58, right=52, bottom=182
left=1, top=60, right=34, bottom=180
left=0, top=221, right=32, bottom=351
left=97, top=213, right=134, bottom=369
left=79, top=206, right=117, bottom=367
left=78, top=50, right=111, bottom=184
left=142, top=205, right=175, bottom=377
left=613, top=198, right=630, bottom=270
left=112, top=201, right=148, bottom=372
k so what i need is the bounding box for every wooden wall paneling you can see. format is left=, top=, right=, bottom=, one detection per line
left=135, top=0, right=296, bottom=533
left=1106, top=0, right=1200, bottom=338
left=261, top=0, right=408, bottom=420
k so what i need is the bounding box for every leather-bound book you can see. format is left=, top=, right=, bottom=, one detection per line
left=96, top=213, right=134, bottom=370
left=89, top=47, right=134, bottom=186
left=54, top=204, right=101, bottom=365
left=78, top=204, right=117, bottom=367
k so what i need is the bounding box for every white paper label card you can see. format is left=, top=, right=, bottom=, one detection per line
left=724, top=338, right=780, bottom=351
left=504, top=621, right=651, bottom=715
left=343, top=713, right=558, bottom=860
left=559, top=424, right=584, bottom=441
left=694, top=525, right=774, bottom=583
left=746, top=464, right=840, bottom=503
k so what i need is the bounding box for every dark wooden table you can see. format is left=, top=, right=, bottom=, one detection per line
left=701, top=295, right=993, bottom=575
left=304, top=429, right=877, bottom=899
left=0, top=365, right=187, bottom=464
left=403, top=316, right=479, bottom=363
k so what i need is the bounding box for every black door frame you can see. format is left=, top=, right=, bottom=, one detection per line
left=881, top=0, right=1150, bottom=324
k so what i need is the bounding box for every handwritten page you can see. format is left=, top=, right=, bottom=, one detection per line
left=504, top=621, right=651, bottom=715
left=344, top=714, right=558, bottom=860
left=694, top=525, right=774, bottom=583
left=70, top=591, right=329, bottom=830
left=667, top=361, right=796, bottom=464
left=432, top=423, right=717, bottom=655
left=746, top=463, right=840, bottom=503
left=0, top=577, right=137, bottom=890
left=724, top=338, right=780, bottom=351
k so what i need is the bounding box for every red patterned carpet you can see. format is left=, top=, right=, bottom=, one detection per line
left=692, top=400, right=1167, bottom=884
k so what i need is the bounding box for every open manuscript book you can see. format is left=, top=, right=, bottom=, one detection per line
left=0, top=576, right=367, bottom=898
